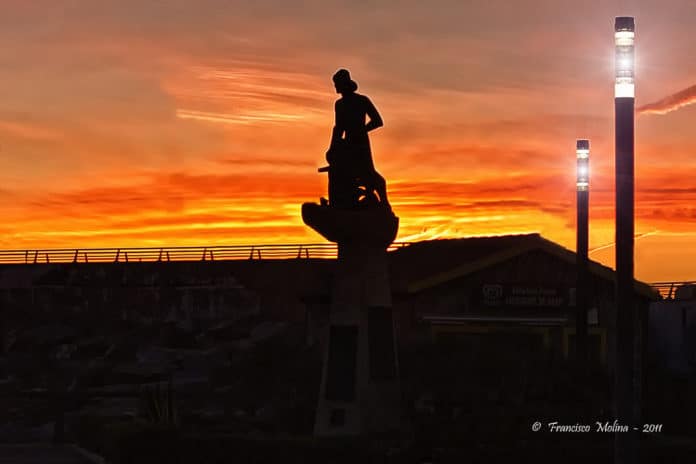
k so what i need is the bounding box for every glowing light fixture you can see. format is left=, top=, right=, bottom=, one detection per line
left=577, top=139, right=590, bottom=191
left=615, top=17, right=635, bottom=98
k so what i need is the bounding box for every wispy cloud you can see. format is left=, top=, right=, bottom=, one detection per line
left=168, top=65, right=330, bottom=126
left=176, top=109, right=307, bottom=125
left=638, top=84, right=696, bottom=115
left=0, top=119, right=63, bottom=141
left=588, top=230, right=660, bottom=255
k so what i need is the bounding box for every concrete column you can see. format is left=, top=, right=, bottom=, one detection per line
left=302, top=202, right=400, bottom=437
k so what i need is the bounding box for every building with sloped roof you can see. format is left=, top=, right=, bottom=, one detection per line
left=383, top=233, right=658, bottom=369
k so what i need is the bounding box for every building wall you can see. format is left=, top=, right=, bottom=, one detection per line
left=392, top=249, right=629, bottom=366
left=0, top=260, right=333, bottom=332
left=649, top=300, right=696, bottom=374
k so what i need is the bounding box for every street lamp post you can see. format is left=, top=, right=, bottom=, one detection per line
left=576, top=139, right=589, bottom=368
left=614, top=16, right=638, bottom=464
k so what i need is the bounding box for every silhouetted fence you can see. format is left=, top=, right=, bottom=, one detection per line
left=649, top=281, right=696, bottom=299
left=0, top=242, right=411, bottom=265
left=0, top=245, right=691, bottom=301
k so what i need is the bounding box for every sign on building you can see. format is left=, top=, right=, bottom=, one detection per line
left=480, top=284, right=576, bottom=308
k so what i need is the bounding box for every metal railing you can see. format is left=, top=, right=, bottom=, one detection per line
left=2, top=244, right=691, bottom=299
left=0, top=242, right=412, bottom=265
left=649, top=281, right=696, bottom=300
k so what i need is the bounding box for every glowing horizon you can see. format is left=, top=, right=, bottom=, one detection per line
left=2, top=1, right=696, bottom=283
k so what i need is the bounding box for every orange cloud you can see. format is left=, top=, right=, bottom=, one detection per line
left=0, top=119, right=63, bottom=141
left=638, top=84, right=696, bottom=115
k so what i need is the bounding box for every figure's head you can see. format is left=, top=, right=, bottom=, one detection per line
left=332, top=68, right=358, bottom=94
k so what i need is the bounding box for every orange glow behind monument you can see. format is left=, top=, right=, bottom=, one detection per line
left=1, top=2, right=696, bottom=283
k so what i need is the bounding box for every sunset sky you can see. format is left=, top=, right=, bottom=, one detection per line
left=2, top=1, right=696, bottom=282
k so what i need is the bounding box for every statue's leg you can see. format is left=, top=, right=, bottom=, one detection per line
left=330, top=165, right=358, bottom=209
left=328, top=166, right=338, bottom=206
left=361, top=170, right=388, bottom=206
left=373, top=171, right=388, bottom=205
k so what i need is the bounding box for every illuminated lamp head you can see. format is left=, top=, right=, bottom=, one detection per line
left=614, top=17, right=635, bottom=98
left=577, top=139, right=590, bottom=191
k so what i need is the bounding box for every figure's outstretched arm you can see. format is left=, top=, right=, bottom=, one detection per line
left=364, top=97, right=383, bottom=132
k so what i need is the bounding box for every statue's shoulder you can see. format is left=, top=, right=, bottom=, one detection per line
left=338, top=93, right=367, bottom=102
left=357, top=93, right=374, bottom=107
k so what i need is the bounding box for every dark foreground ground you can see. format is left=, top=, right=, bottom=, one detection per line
left=2, top=312, right=695, bottom=463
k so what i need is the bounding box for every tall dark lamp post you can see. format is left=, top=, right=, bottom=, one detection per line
left=576, top=139, right=590, bottom=368
left=614, top=16, right=638, bottom=464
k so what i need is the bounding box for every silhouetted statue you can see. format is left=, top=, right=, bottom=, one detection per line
left=323, top=69, right=389, bottom=209
left=304, top=68, right=398, bottom=247
left=306, top=73, right=400, bottom=439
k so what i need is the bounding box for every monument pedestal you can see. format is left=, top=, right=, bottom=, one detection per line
left=302, top=203, right=401, bottom=437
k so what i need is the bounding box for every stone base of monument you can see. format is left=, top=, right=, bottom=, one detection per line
left=302, top=202, right=401, bottom=437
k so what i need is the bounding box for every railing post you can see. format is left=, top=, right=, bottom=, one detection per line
left=115, top=249, right=120, bottom=263
left=84, top=252, right=88, bottom=263
left=201, top=248, right=207, bottom=261
left=296, top=246, right=303, bottom=259
left=249, top=246, right=255, bottom=260
left=209, top=250, right=214, bottom=261
left=33, top=251, right=38, bottom=264
left=158, top=249, right=163, bottom=262
left=25, top=250, right=28, bottom=264
left=73, top=250, right=78, bottom=263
